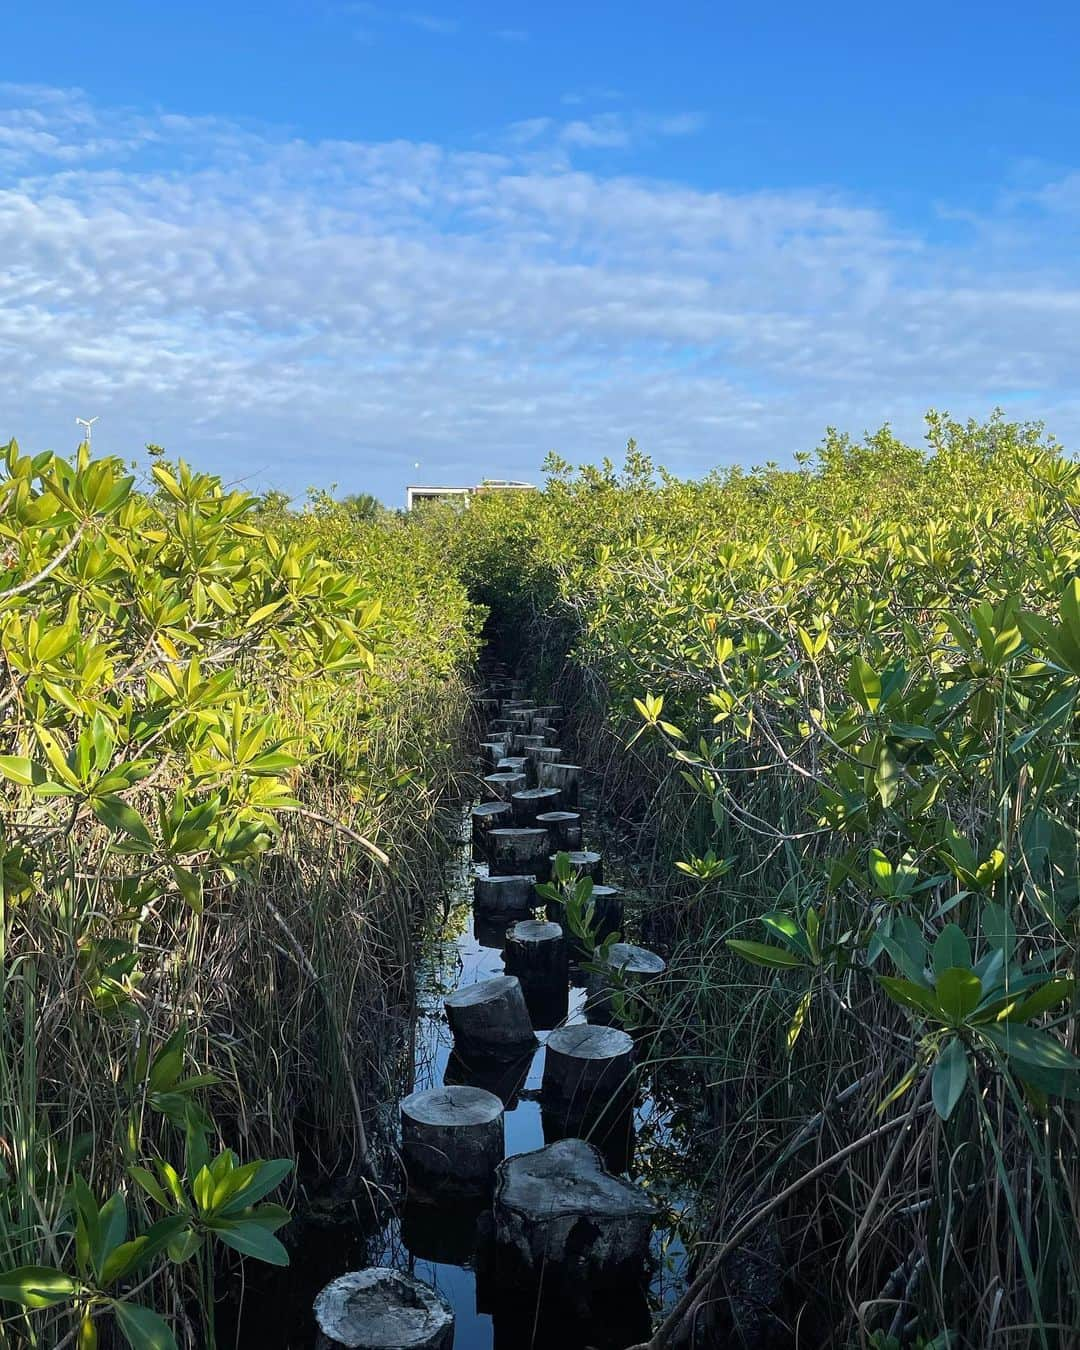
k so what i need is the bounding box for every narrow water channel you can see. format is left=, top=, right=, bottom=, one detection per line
left=227, top=680, right=690, bottom=1348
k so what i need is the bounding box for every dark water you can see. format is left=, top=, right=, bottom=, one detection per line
left=226, top=810, right=688, bottom=1348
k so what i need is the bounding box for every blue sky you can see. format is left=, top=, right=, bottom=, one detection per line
left=2, top=2, right=1077, bottom=504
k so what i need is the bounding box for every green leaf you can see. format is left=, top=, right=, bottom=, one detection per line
left=0, top=1265, right=81, bottom=1308
left=112, top=1300, right=178, bottom=1350
left=878, top=976, right=941, bottom=1018
left=981, top=902, right=1016, bottom=963
left=932, top=1037, right=970, bottom=1120
left=727, top=939, right=806, bottom=969
left=847, top=655, right=881, bottom=712
left=874, top=743, right=902, bottom=807
left=216, top=1158, right=293, bottom=1215
left=935, top=968, right=982, bottom=1024
left=1008, top=977, right=1075, bottom=1023
left=0, top=756, right=46, bottom=788
left=786, top=988, right=812, bottom=1052
left=933, top=924, right=971, bottom=976
left=206, top=1217, right=290, bottom=1266
left=979, top=1022, right=1080, bottom=1073
left=92, top=796, right=155, bottom=850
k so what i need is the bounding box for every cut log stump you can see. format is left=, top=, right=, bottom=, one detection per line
left=314, top=1268, right=454, bottom=1350
left=445, top=975, right=537, bottom=1059
left=489, top=827, right=551, bottom=879
left=400, top=1084, right=504, bottom=1196
left=492, top=1138, right=654, bottom=1304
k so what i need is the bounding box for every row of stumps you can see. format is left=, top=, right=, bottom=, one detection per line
left=313, top=667, right=667, bottom=1349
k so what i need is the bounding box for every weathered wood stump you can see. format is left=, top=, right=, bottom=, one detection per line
left=510, top=786, right=563, bottom=826
left=489, top=827, right=552, bottom=879
left=482, top=771, right=527, bottom=802
left=537, top=761, right=583, bottom=806
left=479, top=739, right=509, bottom=766
left=590, top=884, right=624, bottom=939
left=585, top=942, right=666, bottom=1025
left=535, top=745, right=564, bottom=765
left=492, top=1139, right=654, bottom=1307
left=445, top=975, right=537, bottom=1059
left=400, top=1085, right=504, bottom=1196
left=495, top=754, right=529, bottom=776
left=535, top=705, right=562, bottom=719
left=471, top=800, right=512, bottom=861
left=504, top=918, right=569, bottom=1026
left=542, top=1023, right=635, bottom=1115
left=512, top=732, right=545, bottom=754
left=474, top=873, right=536, bottom=918
left=535, top=810, right=582, bottom=851
left=556, top=849, right=603, bottom=883
left=488, top=717, right=516, bottom=735
left=504, top=919, right=568, bottom=987
left=314, top=1268, right=454, bottom=1350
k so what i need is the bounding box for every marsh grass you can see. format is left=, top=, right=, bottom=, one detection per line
left=0, top=663, right=476, bottom=1347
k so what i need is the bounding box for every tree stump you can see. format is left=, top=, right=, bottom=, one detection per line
left=400, top=1085, right=504, bottom=1196
left=314, top=1268, right=454, bottom=1350
left=504, top=919, right=569, bottom=1027
left=510, top=786, right=563, bottom=826
left=473, top=873, right=536, bottom=918
left=482, top=771, right=527, bottom=802
left=471, top=801, right=511, bottom=861
left=534, top=810, right=582, bottom=851
left=556, top=849, right=603, bottom=883
left=479, top=739, right=509, bottom=766
left=512, top=732, right=545, bottom=754
left=542, top=1023, right=635, bottom=1115
left=504, top=919, right=567, bottom=986
left=492, top=1139, right=654, bottom=1307
left=590, top=884, right=624, bottom=939
left=534, top=745, right=564, bottom=765
left=585, top=942, right=666, bottom=1025
left=537, top=761, right=583, bottom=806
left=489, top=827, right=552, bottom=879
left=445, top=975, right=537, bottom=1059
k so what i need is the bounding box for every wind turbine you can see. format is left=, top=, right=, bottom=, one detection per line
left=75, top=416, right=99, bottom=444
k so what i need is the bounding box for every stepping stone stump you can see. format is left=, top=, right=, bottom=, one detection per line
left=535, top=704, right=562, bottom=719
left=537, top=761, right=583, bottom=806
left=474, top=874, right=536, bottom=919
left=510, top=786, right=563, bottom=826
left=489, top=827, right=551, bottom=880
left=445, top=975, right=537, bottom=1060
left=535, top=745, right=565, bottom=766
left=505, top=919, right=567, bottom=986
left=555, top=849, right=604, bottom=883
left=492, top=1139, right=654, bottom=1308
left=590, top=884, right=624, bottom=939
left=472, top=801, right=511, bottom=861
left=504, top=919, right=569, bottom=1026
left=479, top=739, right=509, bottom=766
left=535, top=810, right=583, bottom=851
left=542, top=1023, right=636, bottom=1116
left=586, top=942, right=666, bottom=1025
left=314, top=1268, right=454, bottom=1350
left=482, top=771, right=527, bottom=803
left=512, top=732, right=545, bottom=755
left=400, top=1085, right=504, bottom=1197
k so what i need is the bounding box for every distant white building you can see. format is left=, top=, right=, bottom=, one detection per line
left=405, top=479, right=536, bottom=510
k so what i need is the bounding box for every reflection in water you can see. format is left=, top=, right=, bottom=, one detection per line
left=229, top=809, right=689, bottom=1348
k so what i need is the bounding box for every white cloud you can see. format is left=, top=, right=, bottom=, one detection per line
left=403, top=12, right=458, bottom=34
left=0, top=84, right=1077, bottom=504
